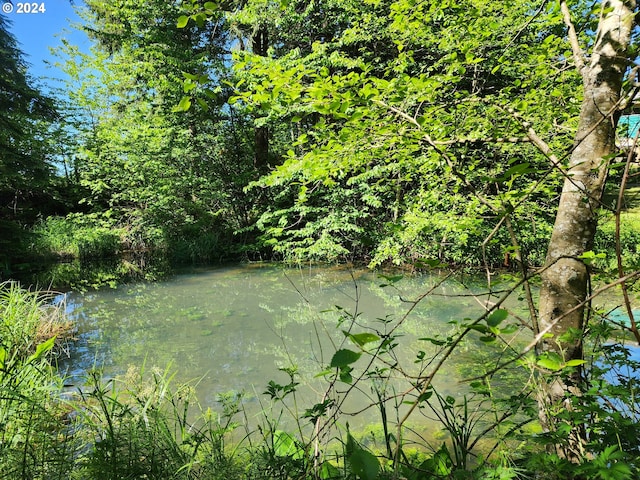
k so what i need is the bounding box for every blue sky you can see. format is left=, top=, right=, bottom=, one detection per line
left=2, top=0, right=88, bottom=87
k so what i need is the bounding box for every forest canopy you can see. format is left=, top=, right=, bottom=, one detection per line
left=3, top=0, right=636, bottom=277
left=0, top=1, right=570, bottom=271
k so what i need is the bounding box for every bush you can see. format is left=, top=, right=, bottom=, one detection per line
left=30, top=215, right=124, bottom=261
left=594, top=212, right=640, bottom=272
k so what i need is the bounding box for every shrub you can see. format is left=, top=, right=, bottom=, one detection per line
left=30, top=214, right=124, bottom=261
left=594, top=212, right=640, bottom=272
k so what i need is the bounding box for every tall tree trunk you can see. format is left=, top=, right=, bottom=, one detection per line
left=537, top=0, right=636, bottom=461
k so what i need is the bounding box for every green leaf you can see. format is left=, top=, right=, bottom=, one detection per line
left=194, top=12, right=206, bottom=27
left=537, top=352, right=563, bottom=371
left=27, top=336, right=56, bottom=363
left=479, top=335, right=496, bottom=343
left=346, top=441, right=380, bottom=480
left=339, top=368, right=353, bottom=384
left=468, top=324, right=489, bottom=334
left=196, top=98, right=209, bottom=111
left=564, top=359, right=586, bottom=367
left=578, top=250, right=606, bottom=265
left=320, top=461, right=341, bottom=479
left=183, top=78, right=196, bottom=93
left=428, top=444, right=453, bottom=475
left=417, top=391, right=433, bottom=402
left=502, top=162, right=531, bottom=179
left=273, top=430, right=304, bottom=459
left=330, top=349, right=361, bottom=368
left=350, top=449, right=379, bottom=480
left=173, top=96, right=192, bottom=112
left=486, top=309, right=508, bottom=327
left=500, top=324, right=519, bottom=335
left=176, top=15, right=189, bottom=28
left=346, top=332, right=380, bottom=346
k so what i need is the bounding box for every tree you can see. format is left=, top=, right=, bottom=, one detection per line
left=226, top=0, right=576, bottom=265
left=537, top=0, right=637, bottom=460
left=0, top=14, right=58, bottom=271
left=220, top=0, right=640, bottom=461
left=54, top=0, right=260, bottom=260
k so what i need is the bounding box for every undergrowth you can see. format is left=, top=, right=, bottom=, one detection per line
left=1, top=278, right=639, bottom=479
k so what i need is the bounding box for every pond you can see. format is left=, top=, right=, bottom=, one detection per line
left=60, top=263, right=533, bottom=430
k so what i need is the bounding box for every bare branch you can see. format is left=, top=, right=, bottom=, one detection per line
left=560, top=0, right=586, bottom=75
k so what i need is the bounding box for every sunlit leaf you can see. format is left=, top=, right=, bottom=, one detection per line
left=27, top=336, right=56, bottom=363
left=346, top=331, right=380, bottom=346
left=320, top=461, right=341, bottom=480
left=176, top=15, right=189, bottom=28
left=172, top=96, right=192, bottom=112
left=565, top=359, right=586, bottom=367
left=273, top=430, right=304, bottom=459
left=537, top=352, right=563, bottom=371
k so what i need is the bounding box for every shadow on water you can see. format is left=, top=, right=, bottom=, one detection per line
left=18, top=252, right=173, bottom=291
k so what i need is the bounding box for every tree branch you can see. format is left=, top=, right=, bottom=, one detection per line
left=560, top=0, right=586, bottom=75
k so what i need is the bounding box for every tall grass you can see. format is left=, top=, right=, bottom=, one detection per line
left=0, top=282, right=246, bottom=479
left=30, top=215, right=123, bottom=261
left=0, top=282, right=75, bottom=479
left=72, top=366, right=244, bottom=480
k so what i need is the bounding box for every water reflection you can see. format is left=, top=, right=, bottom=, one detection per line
left=60, top=264, right=531, bottom=425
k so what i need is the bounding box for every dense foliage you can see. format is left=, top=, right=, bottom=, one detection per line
left=228, top=0, right=576, bottom=267
left=0, top=15, right=60, bottom=272
left=50, top=0, right=261, bottom=266
left=2, top=0, right=640, bottom=478
left=3, top=0, right=637, bottom=278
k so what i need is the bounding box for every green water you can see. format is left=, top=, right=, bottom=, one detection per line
left=61, top=263, right=530, bottom=423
